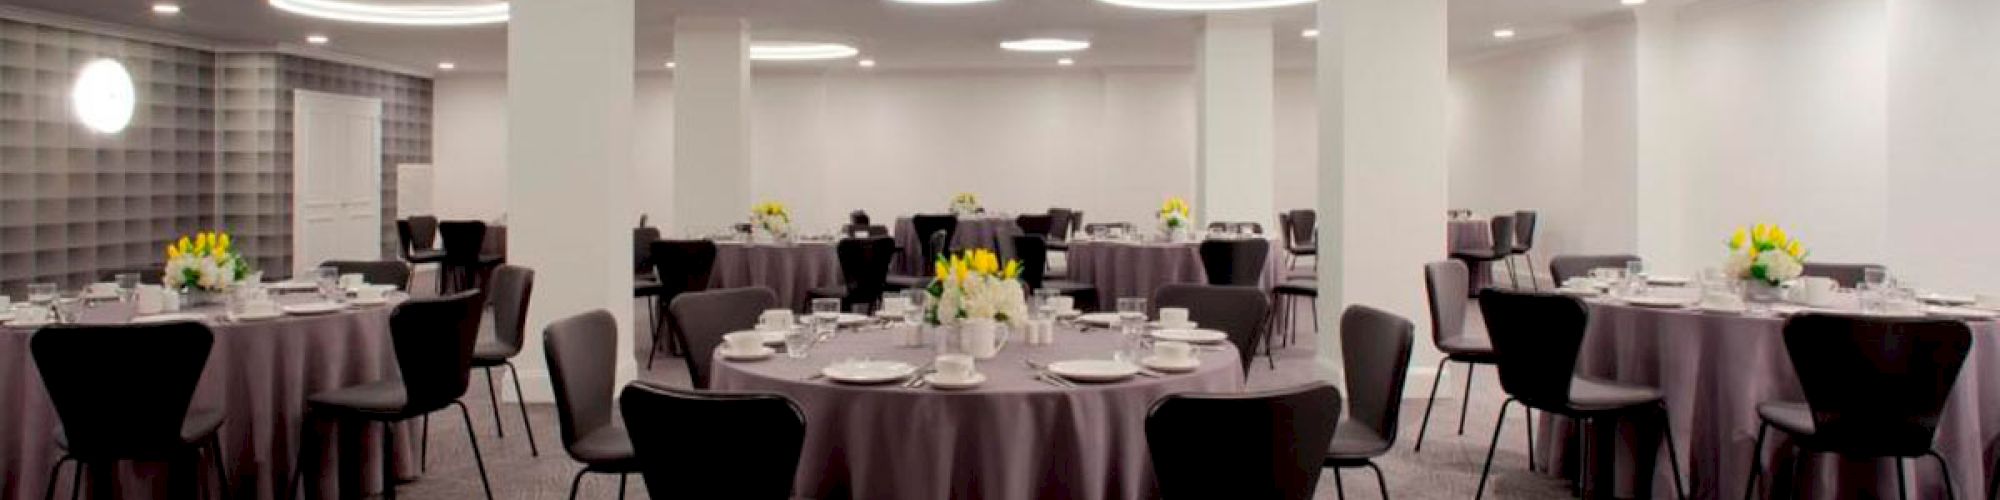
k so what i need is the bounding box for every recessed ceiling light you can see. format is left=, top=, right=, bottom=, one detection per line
left=664, top=61, right=676, bottom=69
left=306, top=34, right=330, bottom=45
left=267, top=0, right=509, bottom=26
left=858, top=59, right=877, bottom=68
left=1621, top=0, right=1646, bottom=5
left=1092, top=0, right=1313, bottom=11
left=1057, top=58, right=1075, bottom=66
left=73, top=59, right=136, bottom=134
left=437, top=61, right=456, bottom=71
left=1492, top=28, right=1517, bottom=39
left=749, top=42, right=860, bottom=61
left=1301, top=28, right=1319, bottom=39
left=890, top=0, right=999, bottom=4
left=152, top=3, right=182, bottom=15
left=1000, top=38, right=1090, bottom=52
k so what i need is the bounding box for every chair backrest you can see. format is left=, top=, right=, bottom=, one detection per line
left=1285, top=209, right=1316, bottom=249
left=634, top=227, right=662, bottom=276
left=397, top=219, right=422, bottom=259
left=651, top=240, right=719, bottom=297
left=911, top=215, right=959, bottom=266
left=1801, top=262, right=1885, bottom=289
left=545, top=309, right=621, bottom=459
left=33, top=322, right=214, bottom=460
left=1011, top=235, right=1051, bottom=288
left=1153, top=284, right=1270, bottom=376
left=1782, top=314, right=1972, bottom=457
left=836, top=237, right=899, bottom=301
left=438, top=220, right=489, bottom=263
left=489, top=265, right=534, bottom=354
left=1485, top=215, right=1517, bottom=255
left=1340, top=305, right=1416, bottom=450
left=620, top=382, right=805, bottom=500
left=840, top=224, right=889, bottom=238
left=99, top=266, right=166, bottom=285
left=1547, top=254, right=1642, bottom=285
left=391, top=291, right=488, bottom=414
left=1016, top=214, right=1054, bottom=236
left=848, top=210, right=870, bottom=226
left=1047, top=208, right=1075, bottom=242
left=1146, top=383, right=1342, bottom=500
left=320, top=260, right=413, bottom=291
left=1513, top=210, right=1539, bottom=251
left=670, top=287, right=778, bottom=389
left=1199, top=238, right=1271, bottom=287
left=1424, top=260, right=1471, bottom=345
left=1476, top=288, right=1588, bottom=411
left=408, top=215, right=440, bottom=250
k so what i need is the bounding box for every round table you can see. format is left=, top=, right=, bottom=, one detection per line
left=711, top=325, right=1244, bottom=500
left=892, top=216, right=1022, bottom=275
left=1064, top=239, right=1288, bottom=311
left=1447, top=218, right=1493, bottom=290
left=1535, top=289, right=2000, bottom=499
left=709, top=241, right=844, bottom=311
left=0, top=294, right=416, bottom=500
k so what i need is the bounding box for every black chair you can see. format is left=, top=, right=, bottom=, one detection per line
left=1548, top=254, right=1642, bottom=287
left=1474, top=289, right=1685, bottom=500
left=320, top=260, right=413, bottom=291
left=1199, top=238, right=1270, bottom=287
left=1744, top=314, right=1971, bottom=500
left=465, top=265, right=537, bottom=456
left=1047, top=208, right=1077, bottom=250
left=670, top=287, right=777, bottom=389
left=1413, top=260, right=1510, bottom=454
left=1511, top=210, right=1540, bottom=289
left=848, top=210, right=870, bottom=226
left=290, top=291, right=494, bottom=500
left=34, top=322, right=227, bottom=500
left=1015, top=214, right=1054, bottom=236
left=439, top=220, right=503, bottom=294
left=1451, top=214, right=1518, bottom=290
left=1147, top=383, right=1343, bottom=500
left=887, top=215, right=960, bottom=289
left=1206, top=221, right=1264, bottom=235
left=808, top=237, right=898, bottom=313
left=1324, top=305, right=1415, bottom=499
left=98, top=266, right=166, bottom=285
left=619, top=382, right=805, bottom=500
left=1801, top=262, right=1885, bottom=289
left=546, top=310, right=639, bottom=500
left=1010, top=235, right=1097, bottom=310
left=1281, top=209, right=1317, bottom=271
left=645, top=240, right=718, bottom=368
left=398, top=217, right=446, bottom=266
left=634, top=227, right=664, bottom=341
left=1270, top=278, right=1315, bottom=351
left=841, top=224, right=890, bottom=238
left=1153, top=283, right=1271, bottom=375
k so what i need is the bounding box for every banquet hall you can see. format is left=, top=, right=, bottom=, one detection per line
left=2, top=0, right=1996, bottom=498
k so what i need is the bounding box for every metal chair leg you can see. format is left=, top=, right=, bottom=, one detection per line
left=42, top=455, right=70, bottom=500
left=209, top=435, right=230, bottom=499
left=565, top=469, right=587, bottom=500
left=1366, top=461, right=1391, bottom=500
left=1413, top=360, right=1448, bottom=452
left=419, top=416, right=429, bottom=472
left=1745, top=423, right=1769, bottom=500
left=381, top=421, right=397, bottom=500
left=454, top=402, right=495, bottom=500
left=1458, top=364, right=1476, bottom=435
left=506, top=361, right=539, bottom=456
left=1899, top=458, right=1910, bottom=500
left=1525, top=408, right=1536, bottom=472
left=1928, top=450, right=1959, bottom=500
left=1474, top=398, right=1514, bottom=500
left=1788, top=445, right=1804, bottom=500
left=1659, top=405, right=1687, bottom=499
left=1332, top=467, right=1345, bottom=500
left=617, top=473, right=629, bottom=500
left=1504, top=258, right=1520, bottom=289
left=483, top=367, right=505, bottom=438
left=70, top=462, right=82, bottom=500
left=1525, top=253, right=1541, bottom=290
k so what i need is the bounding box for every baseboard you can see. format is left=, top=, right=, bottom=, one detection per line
left=1318, top=357, right=1456, bottom=400
left=500, top=368, right=555, bottom=404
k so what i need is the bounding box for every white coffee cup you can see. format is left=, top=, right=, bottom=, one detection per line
left=934, top=353, right=976, bottom=381
left=723, top=331, right=764, bottom=354
left=0, top=294, right=11, bottom=310
left=1790, top=276, right=1838, bottom=306
left=1158, top=308, right=1191, bottom=327
left=356, top=285, right=387, bottom=301
left=16, top=307, right=50, bottom=323
left=135, top=285, right=165, bottom=314
left=339, top=273, right=367, bottom=290
left=86, top=282, right=118, bottom=296
left=881, top=297, right=911, bottom=316
left=245, top=299, right=280, bottom=317
left=1153, top=340, right=1194, bottom=364
left=759, top=309, right=794, bottom=331
left=1048, top=296, right=1075, bottom=314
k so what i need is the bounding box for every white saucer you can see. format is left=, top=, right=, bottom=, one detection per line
left=1696, top=303, right=1747, bottom=315
left=748, top=329, right=792, bottom=345
left=1075, top=313, right=1123, bottom=327
left=1141, top=356, right=1201, bottom=373
left=1928, top=306, right=1998, bottom=320
left=282, top=302, right=348, bottom=315
left=350, top=297, right=389, bottom=306
left=5, top=320, right=52, bottom=328
left=1555, top=287, right=1601, bottom=297
left=81, top=292, right=120, bottom=301
left=924, top=372, right=986, bottom=390
left=1046, top=359, right=1140, bottom=383
left=1624, top=296, right=1693, bottom=309
left=821, top=360, right=918, bottom=384
left=1150, top=328, right=1227, bottom=344
left=131, top=313, right=209, bottom=324
left=0, top=313, right=14, bottom=323
left=1920, top=293, right=1976, bottom=306
left=230, top=311, right=283, bottom=322
left=1148, top=321, right=1198, bottom=330
left=1645, top=276, right=1691, bottom=286
left=720, top=346, right=775, bottom=361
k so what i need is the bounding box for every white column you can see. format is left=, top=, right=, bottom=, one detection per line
left=1196, top=13, right=1277, bottom=228
left=1632, top=5, right=1687, bottom=273
left=1317, top=0, right=1449, bottom=380
left=507, top=0, right=637, bottom=400
left=672, top=17, right=753, bottom=232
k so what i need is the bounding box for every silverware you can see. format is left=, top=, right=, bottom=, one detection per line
left=1023, top=359, right=1076, bottom=388
left=803, top=372, right=826, bottom=381
left=902, top=361, right=937, bottom=388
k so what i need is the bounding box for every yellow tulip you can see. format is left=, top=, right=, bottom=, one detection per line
left=1003, top=260, right=1021, bottom=279
left=1728, top=228, right=1746, bottom=249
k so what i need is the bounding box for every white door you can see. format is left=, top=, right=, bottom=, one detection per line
left=293, top=90, right=383, bottom=277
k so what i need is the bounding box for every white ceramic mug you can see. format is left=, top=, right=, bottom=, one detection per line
left=934, top=354, right=976, bottom=380
left=86, top=282, right=118, bottom=296
left=1154, top=340, right=1194, bottom=364
left=1790, top=277, right=1838, bottom=306
left=356, top=285, right=387, bottom=301
left=759, top=309, right=794, bottom=331
left=723, top=331, right=764, bottom=353
left=135, top=285, right=165, bottom=314
left=1158, top=308, right=1190, bottom=327
left=339, top=273, right=366, bottom=290
left=1048, top=296, right=1075, bottom=314
left=881, top=297, right=911, bottom=316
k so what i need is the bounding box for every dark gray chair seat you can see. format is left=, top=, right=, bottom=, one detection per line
left=885, top=275, right=929, bottom=289
left=1274, top=280, right=1317, bottom=296
left=56, top=408, right=223, bottom=451
left=409, top=249, right=446, bottom=261
left=1437, top=336, right=1499, bottom=361
left=307, top=381, right=412, bottom=417
left=1569, top=376, right=1664, bottom=412
left=473, top=338, right=515, bottom=360
left=567, top=425, right=636, bottom=465
left=546, top=310, right=641, bottom=499
left=1325, top=421, right=1391, bottom=462
left=1755, top=401, right=1814, bottom=437
left=1292, top=244, right=1316, bottom=256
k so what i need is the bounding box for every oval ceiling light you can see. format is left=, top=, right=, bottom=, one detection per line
left=891, top=0, right=999, bottom=4
left=73, top=59, right=136, bottom=134
left=1093, top=0, right=1313, bottom=11
left=749, top=42, right=860, bottom=61
left=999, top=38, right=1090, bottom=52
left=267, top=0, right=509, bottom=26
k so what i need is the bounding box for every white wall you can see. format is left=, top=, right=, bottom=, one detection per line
left=432, top=76, right=509, bottom=221
left=1886, top=0, right=2000, bottom=294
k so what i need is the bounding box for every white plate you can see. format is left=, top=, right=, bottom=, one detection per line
left=1697, top=303, right=1747, bottom=315
left=350, top=297, right=389, bottom=306
left=5, top=320, right=52, bottom=328
left=1075, top=313, right=1124, bottom=327
left=1920, top=293, right=1976, bottom=306
left=737, top=329, right=793, bottom=345
left=1645, top=275, right=1691, bottom=286
left=720, top=346, right=775, bottom=361
left=0, top=313, right=13, bottom=323
left=230, top=311, right=284, bottom=322
left=282, top=303, right=348, bottom=315
left=821, top=360, right=918, bottom=384
left=1046, top=359, right=1140, bottom=383
left=1142, top=356, right=1201, bottom=373
left=1148, top=321, right=1198, bottom=330
left=1928, top=306, right=1999, bottom=320
left=806, top=313, right=872, bottom=327
left=1623, top=296, right=1693, bottom=309
left=1150, top=328, right=1227, bottom=344
left=925, top=372, right=987, bottom=390
left=266, top=282, right=320, bottom=292
left=81, top=292, right=120, bottom=301
left=1555, top=287, right=1601, bottom=297
left=131, top=313, right=209, bottom=324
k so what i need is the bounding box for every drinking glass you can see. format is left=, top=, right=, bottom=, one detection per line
left=784, top=327, right=813, bottom=359
left=114, top=273, right=140, bottom=302
left=312, top=266, right=340, bottom=302
left=903, top=290, right=927, bottom=326
left=1115, top=298, right=1147, bottom=362
left=1034, top=288, right=1060, bottom=317
left=27, top=283, right=57, bottom=307
left=1863, top=267, right=1888, bottom=291
left=812, top=298, right=841, bottom=339
left=53, top=297, right=83, bottom=324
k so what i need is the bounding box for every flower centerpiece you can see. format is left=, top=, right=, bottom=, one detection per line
left=1158, top=196, right=1193, bottom=241
left=1724, top=223, right=1806, bottom=302
left=750, top=201, right=792, bottom=243
left=926, top=249, right=1028, bottom=358
left=950, top=193, right=982, bottom=216
left=163, top=231, right=252, bottom=304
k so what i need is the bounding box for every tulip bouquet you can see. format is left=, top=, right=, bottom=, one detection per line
left=163, top=231, right=252, bottom=293
left=1725, top=223, right=1807, bottom=286
left=950, top=193, right=982, bottom=216
left=1158, top=196, right=1192, bottom=233
left=926, top=249, right=1028, bottom=327
left=750, top=201, right=792, bottom=239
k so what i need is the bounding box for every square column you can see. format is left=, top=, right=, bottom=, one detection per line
left=1633, top=4, right=1688, bottom=272
left=1197, top=13, right=1277, bottom=228
left=672, top=17, right=753, bottom=232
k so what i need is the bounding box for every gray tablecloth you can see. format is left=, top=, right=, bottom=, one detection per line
left=892, top=216, right=1022, bottom=275
left=1535, top=295, right=2000, bottom=499
left=1448, top=218, right=1494, bottom=290
left=711, top=325, right=1243, bottom=500
left=709, top=242, right=844, bottom=312
left=1064, top=239, right=1288, bottom=311
left=0, top=295, right=415, bottom=500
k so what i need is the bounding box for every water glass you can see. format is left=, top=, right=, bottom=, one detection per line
left=312, top=266, right=340, bottom=302
left=812, top=298, right=841, bottom=339
left=27, top=283, right=57, bottom=306
left=114, top=273, right=140, bottom=302
left=903, top=290, right=927, bottom=326
left=53, top=297, right=83, bottom=324
left=1862, top=267, right=1888, bottom=291
left=1115, top=298, right=1148, bottom=362
left=785, top=327, right=813, bottom=359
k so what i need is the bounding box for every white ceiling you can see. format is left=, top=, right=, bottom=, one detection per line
left=2, top=0, right=1640, bottom=74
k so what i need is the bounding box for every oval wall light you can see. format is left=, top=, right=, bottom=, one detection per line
left=72, top=58, right=136, bottom=134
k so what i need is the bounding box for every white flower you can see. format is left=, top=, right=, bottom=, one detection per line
left=1724, top=251, right=1753, bottom=279
left=1757, top=251, right=1803, bottom=281
left=164, top=258, right=189, bottom=288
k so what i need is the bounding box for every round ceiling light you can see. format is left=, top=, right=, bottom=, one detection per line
left=72, top=59, right=136, bottom=134
left=749, top=42, right=860, bottom=61
left=890, top=0, right=999, bottom=4
left=1092, top=0, right=1313, bottom=10
left=267, top=0, right=509, bottom=26
left=999, top=38, right=1090, bottom=52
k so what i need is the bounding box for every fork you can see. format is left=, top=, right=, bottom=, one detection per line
left=902, top=361, right=937, bottom=388
left=1023, top=359, right=1077, bottom=388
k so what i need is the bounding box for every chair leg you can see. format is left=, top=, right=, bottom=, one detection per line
left=42, top=455, right=69, bottom=500
left=419, top=416, right=429, bottom=473
left=483, top=367, right=505, bottom=438
left=209, top=435, right=230, bottom=499
left=1413, top=360, right=1448, bottom=453
left=1745, top=423, right=1768, bottom=500
left=1658, top=405, right=1687, bottom=499
left=69, top=462, right=82, bottom=500
left=1899, top=458, right=1910, bottom=500
left=1928, top=450, right=1958, bottom=500
left=618, top=472, right=629, bottom=500
left=1474, top=398, right=1514, bottom=500
left=566, top=469, right=588, bottom=500
left=287, top=414, right=318, bottom=500
left=1504, top=258, right=1520, bottom=289
left=1458, top=363, right=1476, bottom=435
left=1525, top=253, right=1541, bottom=290
left=1525, top=408, right=1536, bottom=472
left=1366, top=461, right=1391, bottom=500
left=381, top=421, right=397, bottom=500
left=1333, top=467, right=1346, bottom=500
left=506, top=361, right=539, bottom=456
left=1788, top=445, right=1804, bottom=500
left=454, top=402, right=496, bottom=500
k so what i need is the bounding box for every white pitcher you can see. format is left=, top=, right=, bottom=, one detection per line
left=959, top=318, right=1010, bottom=359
